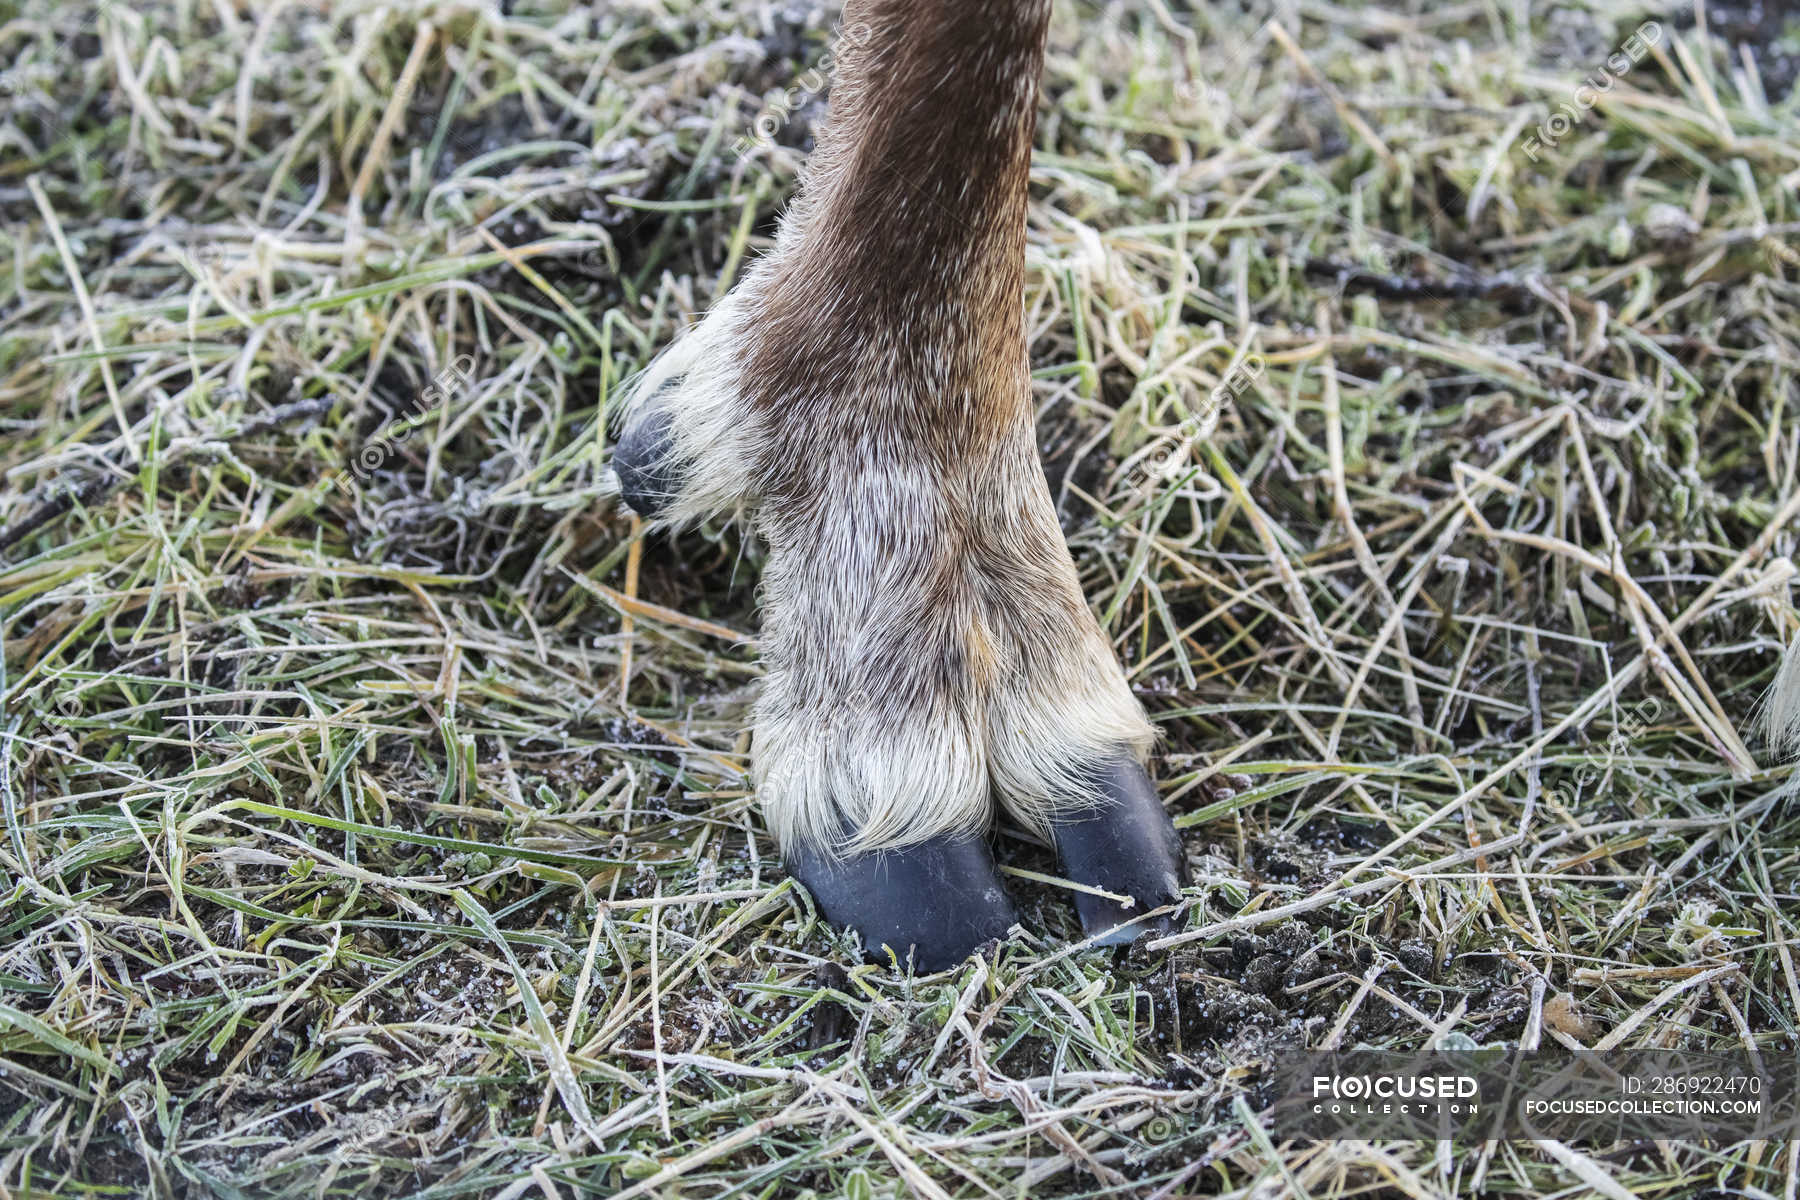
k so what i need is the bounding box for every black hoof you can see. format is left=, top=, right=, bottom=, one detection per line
left=612, top=403, right=680, bottom=518
left=786, top=835, right=1019, bottom=971
left=1050, top=754, right=1186, bottom=944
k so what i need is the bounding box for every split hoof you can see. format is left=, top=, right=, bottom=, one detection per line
left=1049, top=754, right=1186, bottom=944
left=786, top=834, right=1019, bottom=971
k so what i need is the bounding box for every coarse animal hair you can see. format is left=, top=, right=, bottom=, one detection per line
left=616, top=0, right=1154, bottom=857
left=1757, top=631, right=1800, bottom=761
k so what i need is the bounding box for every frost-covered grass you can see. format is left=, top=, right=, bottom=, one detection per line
left=3, top=0, right=1800, bottom=1194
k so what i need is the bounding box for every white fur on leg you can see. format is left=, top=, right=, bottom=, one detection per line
left=613, top=285, right=768, bottom=525
left=754, top=694, right=992, bottom=857
left=742, top=419, right=1156, bottom=858
left=985, top=645, right=1155, bottom=840
left=750, top=461, right=998, bottom=857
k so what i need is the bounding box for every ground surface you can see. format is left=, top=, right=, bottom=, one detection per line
left=3, top=0, right=1800, bottom=1195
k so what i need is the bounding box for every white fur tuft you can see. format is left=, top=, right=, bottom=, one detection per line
left=1758, top=634, right=1800, bottom=760
left=614, top=286, right=768, bottom=524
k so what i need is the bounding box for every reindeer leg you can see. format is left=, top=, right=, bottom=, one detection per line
left=615, top=0, right=1188, bottom=966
